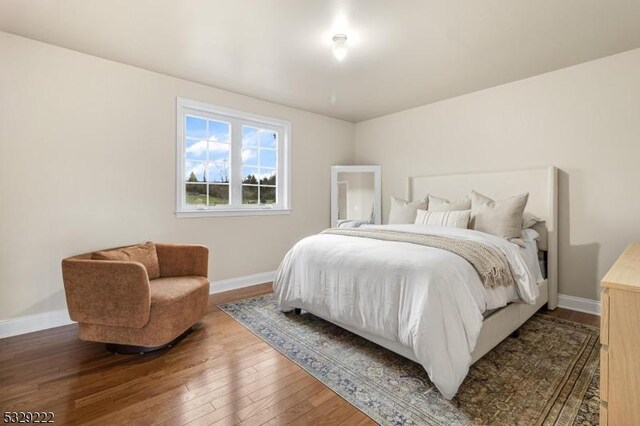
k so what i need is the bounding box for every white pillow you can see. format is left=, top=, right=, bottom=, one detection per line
left=523, top=211, right=542, bottom=228
left=470, top=191, right=529, bottom=245
left=522, top=211, right=546, bottom=249
left=427, top=194, right=471, bottom=212
left=388, top=196, right=427, bottom=224
left=414, top=209, right=470, bottom=229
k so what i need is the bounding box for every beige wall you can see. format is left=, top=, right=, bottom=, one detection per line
left=2, top=30, right=638, bottom=320
left=0, top=32, right=354, bottom=320
left=355, top=48, right=640, bottom=302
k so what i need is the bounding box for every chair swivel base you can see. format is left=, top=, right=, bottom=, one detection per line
left=105, top=327, right=192, bottom=354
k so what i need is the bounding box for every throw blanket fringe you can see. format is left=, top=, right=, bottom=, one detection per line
left=322, top=228, right=515, bottom=289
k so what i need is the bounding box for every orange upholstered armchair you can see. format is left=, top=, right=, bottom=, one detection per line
left=61, top=243, right=209, bottom=353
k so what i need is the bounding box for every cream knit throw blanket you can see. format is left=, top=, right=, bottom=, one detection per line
left=322, top=228, right=515, bottom=289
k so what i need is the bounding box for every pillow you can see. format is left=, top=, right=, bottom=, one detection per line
left=531, top=220, right=548, bottom=251
left=414, top=209, right=470, bottom=229
left=523, top=211, right=542, bottom=229
left=521, top=229, right=545, bottom=283
left=470, top=191, right=529, bottom=245
left=388, top=196, right=427, bottom=224
left=427, top=194, right=471, bottom=212
left=522, top=211, right=547, bottom=249
left=92, top=242, right=160, bottom=279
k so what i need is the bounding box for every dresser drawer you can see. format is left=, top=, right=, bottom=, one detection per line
left=600, top=289, right=609, bottom=345
left=600, top=346, right=608, bottom=402
left=601, top=244, right=640, bottom=424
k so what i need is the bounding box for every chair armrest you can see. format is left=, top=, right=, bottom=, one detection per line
left=155, top=244, right=209, bottom=278
left=61, top=258, right=151, bottom=328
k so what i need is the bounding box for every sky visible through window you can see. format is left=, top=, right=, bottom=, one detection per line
left=184, top=115, right=277, bottom=206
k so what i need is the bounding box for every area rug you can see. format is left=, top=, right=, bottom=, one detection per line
left=219, top=295, right=600, bottom=425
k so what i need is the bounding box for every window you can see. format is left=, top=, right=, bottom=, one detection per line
left=176, top=98, right=290, bottom=217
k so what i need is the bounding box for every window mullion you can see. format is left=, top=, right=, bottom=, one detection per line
left=230, top=120, right=243, bottom=207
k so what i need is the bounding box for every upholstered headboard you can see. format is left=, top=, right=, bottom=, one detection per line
left=408, top=167, right=558, bottom=309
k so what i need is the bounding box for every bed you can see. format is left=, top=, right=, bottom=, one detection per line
left=273, top=167, right=558, bottom=399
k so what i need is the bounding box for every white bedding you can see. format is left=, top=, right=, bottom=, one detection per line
left=273, top=224, right=541, bottom=399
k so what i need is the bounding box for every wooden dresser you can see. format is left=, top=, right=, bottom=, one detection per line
left=600, top=243, right=640, bottom=426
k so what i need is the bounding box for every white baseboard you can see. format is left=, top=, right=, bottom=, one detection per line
left=0, top=309, right=73, bottom=339
left=1, top=277, right=596, bottom=339
left=210, top=271, right=275, bottom=294
left=557, top=293, right=601, bottom=316
left=0, top=271, right=276, bottom=339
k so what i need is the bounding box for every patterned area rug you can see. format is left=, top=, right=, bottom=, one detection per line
left=219, top=295, right=600, bottom=425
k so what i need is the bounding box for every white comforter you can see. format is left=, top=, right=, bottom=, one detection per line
left=273, top=224, right=540, bottom=399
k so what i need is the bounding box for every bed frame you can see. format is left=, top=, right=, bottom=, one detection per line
left=413, top=167, right=558, bottom=362
left=310, top=166, right=558, bottom=365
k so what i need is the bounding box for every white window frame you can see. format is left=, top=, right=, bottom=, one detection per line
left=176, top=97, right=291, bottom=218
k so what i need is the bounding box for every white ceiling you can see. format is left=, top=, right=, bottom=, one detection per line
left=1, top=1, right=640, bottom=122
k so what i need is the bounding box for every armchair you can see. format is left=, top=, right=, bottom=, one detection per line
left=62, top=243, right=209, bottom=353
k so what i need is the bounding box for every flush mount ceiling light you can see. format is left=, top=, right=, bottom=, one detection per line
left=332, top=33, right=348, bottom=61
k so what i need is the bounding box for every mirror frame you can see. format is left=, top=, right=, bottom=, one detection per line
left=330, top=165, right=381, bottom=228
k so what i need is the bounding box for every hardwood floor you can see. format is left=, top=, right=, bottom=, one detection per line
left=0, top=284, right=598, bottom=425
left=541, top=305, right=600, bottom=327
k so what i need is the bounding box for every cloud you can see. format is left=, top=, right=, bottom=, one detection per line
left=242, top=148, right=256, bottom=162
left=185, top=140, right=208, bottom=157
left=186, top=140, right=229, bottom=157
left=243, top=128, right=258, bottom=145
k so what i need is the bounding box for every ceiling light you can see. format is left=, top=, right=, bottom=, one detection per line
left=332, top=34, right=348, bottom=61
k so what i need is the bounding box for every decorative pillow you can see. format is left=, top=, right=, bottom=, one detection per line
left=92, top=242, right=160, bottom=279
left=470, top=191, right=529, bottom=245
left=522, top=211, right=546, bottom=249
left=427, top=194, right=471, bottom=212
left=531, top=220, right=548, bottom=251
left=523, top=211, right=542, bottom=229
left=388, top=196, right=427, bottom=224
left=414, top=209, right=470, bottom=229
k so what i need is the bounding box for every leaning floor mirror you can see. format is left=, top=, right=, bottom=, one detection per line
left=330, top=165, right=381, bottom=228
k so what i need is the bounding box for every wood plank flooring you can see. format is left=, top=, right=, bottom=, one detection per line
left=0, top=283, right=598, bottom=425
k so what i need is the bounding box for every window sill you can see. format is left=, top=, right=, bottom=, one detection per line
left=176, top=208, right=292, bottom=218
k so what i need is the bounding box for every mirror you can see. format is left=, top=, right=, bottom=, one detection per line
left=331, top=165, right=381, bottom=228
